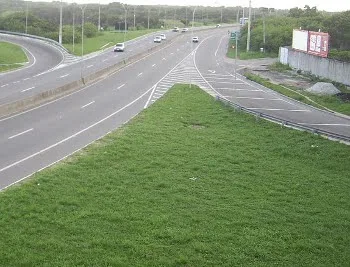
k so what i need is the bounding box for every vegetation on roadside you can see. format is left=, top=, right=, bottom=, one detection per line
left=63, top=29, right=158, bottom=55
left=237, top=8, right=350, bottom=59
left=227, top=40, right=277, bottom=60
left=245, top=72, right=350, bottom=115
left=0, top=85, right=349, bottom=266
left=0, top=41, right=28, bottom=72
left=268, top=62, right=293, bottom=72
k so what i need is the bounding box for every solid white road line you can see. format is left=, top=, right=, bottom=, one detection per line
left=0, top=86, right=154, bottom=175
left=21, top=87, right=35, bottom=93
left=81, top=101, right=95, bottom=109
left=297, top=123, right=350, bottom=127
left=60, top=74, right=70, bottom=78
left=217, top=88, right=261, bottom=91
left=117, top=84, right=125, bottom=89
left=8, top=128, right=33, bottom=140
left=248, top=108, right=311, bottom=112
left=1, top=84, right=9, bottom=88
left=235, top=97, right=281, bottom=100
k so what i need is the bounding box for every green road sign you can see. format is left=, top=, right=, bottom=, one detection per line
left=230, top=31, right=240, bottom=40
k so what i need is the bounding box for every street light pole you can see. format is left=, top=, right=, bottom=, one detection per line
left=98, top=1, right=101, bottom=31
left=133, top=6, right=136, bottom=30
left=147, top=8, right=150, bottom=30
left=246, top=0, right=252, bottom=52
left=190, top=6, right=197, bottom=89
left=121, top=4, right=127, bottom=42
left=59, top=0, right=63, bottom=44
left=25, top=2, right=28, bottom=34
left=79, top=5, right=86, bottom=81
left=72, top=4, right=75, bottom=53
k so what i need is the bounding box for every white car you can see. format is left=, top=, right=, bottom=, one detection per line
left=173, top=27, right=179, bottom=32
left=192, top=36, right=199, bottom=43
left=160, top=34, right=166, bottom=40
left=181, top=28, right=189, bottom=32
left=113, top=43, right=125, bottom=52
left=154, top=36, right=162, bottom=43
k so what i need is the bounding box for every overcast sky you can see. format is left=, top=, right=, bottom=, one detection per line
left=32, top=0, right=349, bottom=12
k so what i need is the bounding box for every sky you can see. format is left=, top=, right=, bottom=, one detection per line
left=31, top=0, right=349, bottom=12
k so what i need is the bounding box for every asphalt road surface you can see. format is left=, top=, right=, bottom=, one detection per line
left=0, top=26, right=349, bottom=190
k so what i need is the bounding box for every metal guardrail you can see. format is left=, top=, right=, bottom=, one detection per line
left=0, top=30, right=70, bottom=53
left=216, top=95, right=350, bottom=143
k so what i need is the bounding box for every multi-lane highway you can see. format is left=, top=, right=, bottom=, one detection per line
left=0, top=26, right=349, bottom=190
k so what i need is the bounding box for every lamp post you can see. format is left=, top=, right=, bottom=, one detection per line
left=190, top=6, right=197, bottom=89
left=147, top=8, right=150, bottom=30
left=25, top=2, right=28, bottom=34
left=133, top=6, right=136, bottom=30
left=72, top=3, right=75, bottom=53
left=98, top=1, right=101, bottom=31
left=246, top=0, right=252, bottom=52
left=59, top=0, right=63, bottom=44
left=121, top=4, right=127, bottom=42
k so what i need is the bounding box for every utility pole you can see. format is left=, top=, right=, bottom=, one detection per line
left=25, top=2, right=28, bottom=34
left=263, top=15, right=266, bottom=52
left=148, top=8, right=150, bottom=29
left=190, top=7, right=197, bottom=89
left=133, top=6, right=136, bottom=30
left=59, top=0, right=63, bottom=44
left=220, top=6, right=223, bottom=23
left=72, top=4, right=75, bottom=52
left=98, top=2, right=101, bottom=31
left=246, top=0, right=252, bottom=52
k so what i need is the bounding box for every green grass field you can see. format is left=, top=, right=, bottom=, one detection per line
left=0, top=41, right=28, bottom=72
left=64, top=29, right=160, bottom=56
left=246, top=72, right=350, bottom=116
left=227, top=40, right=278, bottom=60
left=0, top=85, right=349, bottom=266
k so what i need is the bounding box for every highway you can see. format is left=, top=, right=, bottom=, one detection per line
left=0, top=28, right=218, bottom=189
left=0, top=26, right=349, bottom=190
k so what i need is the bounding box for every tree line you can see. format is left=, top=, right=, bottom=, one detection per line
left=238, top=6, right=350, bottom=61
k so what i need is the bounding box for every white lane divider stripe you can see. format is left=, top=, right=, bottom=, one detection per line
left=81, top=101, right=95, bottom=109
left=152, top=64, right=156, bottom=67
left=21, top=87, right=35, bottom=93
left=117, top=84, right=125, bottom=90
left=60, top=74, right=70, bottom=78
left=86, top=65, right=93, bottom=68
left=247, top=108, right=311, bottom=112
left=23, top=78, right=30, bottom=81
left=1, top=84, right=9, bottom=88
left=8, top=128, right=33, bottom=139
left=138, top=72, right=143, bottom=77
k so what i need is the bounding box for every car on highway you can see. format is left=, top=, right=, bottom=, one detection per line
left=216, top=24, right=221, bottom=28
left=114, top=43, right=125, bottom=52
left=154, top=36, right=162, bottom=43
left=173, top=27, right=179, bottom=32
left=192, top=36, right=199, bottom=43
left=181, top=28, right=189, bottom=32
left=160, top=34, right=166, bottom=40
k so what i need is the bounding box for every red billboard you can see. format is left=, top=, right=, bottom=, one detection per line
left=307, top=31, right=329, bottom=58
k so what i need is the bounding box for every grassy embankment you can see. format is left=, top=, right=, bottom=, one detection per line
left=227, top=40, right=278, bottom=60
left=63, top=29, right=163, bottom=56
left=0, top=41, right=28, bottom=72
left=0, top=85, right=349, bottom=266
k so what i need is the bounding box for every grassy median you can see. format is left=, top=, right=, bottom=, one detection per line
left=64, top=29, right=159, bottom=56
left=0, top=85, right=349, bottom=266
left=0, top=41, right=28, bottom=72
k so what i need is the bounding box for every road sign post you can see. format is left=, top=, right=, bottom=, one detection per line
left=230, top=31, right=240, bottom=80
